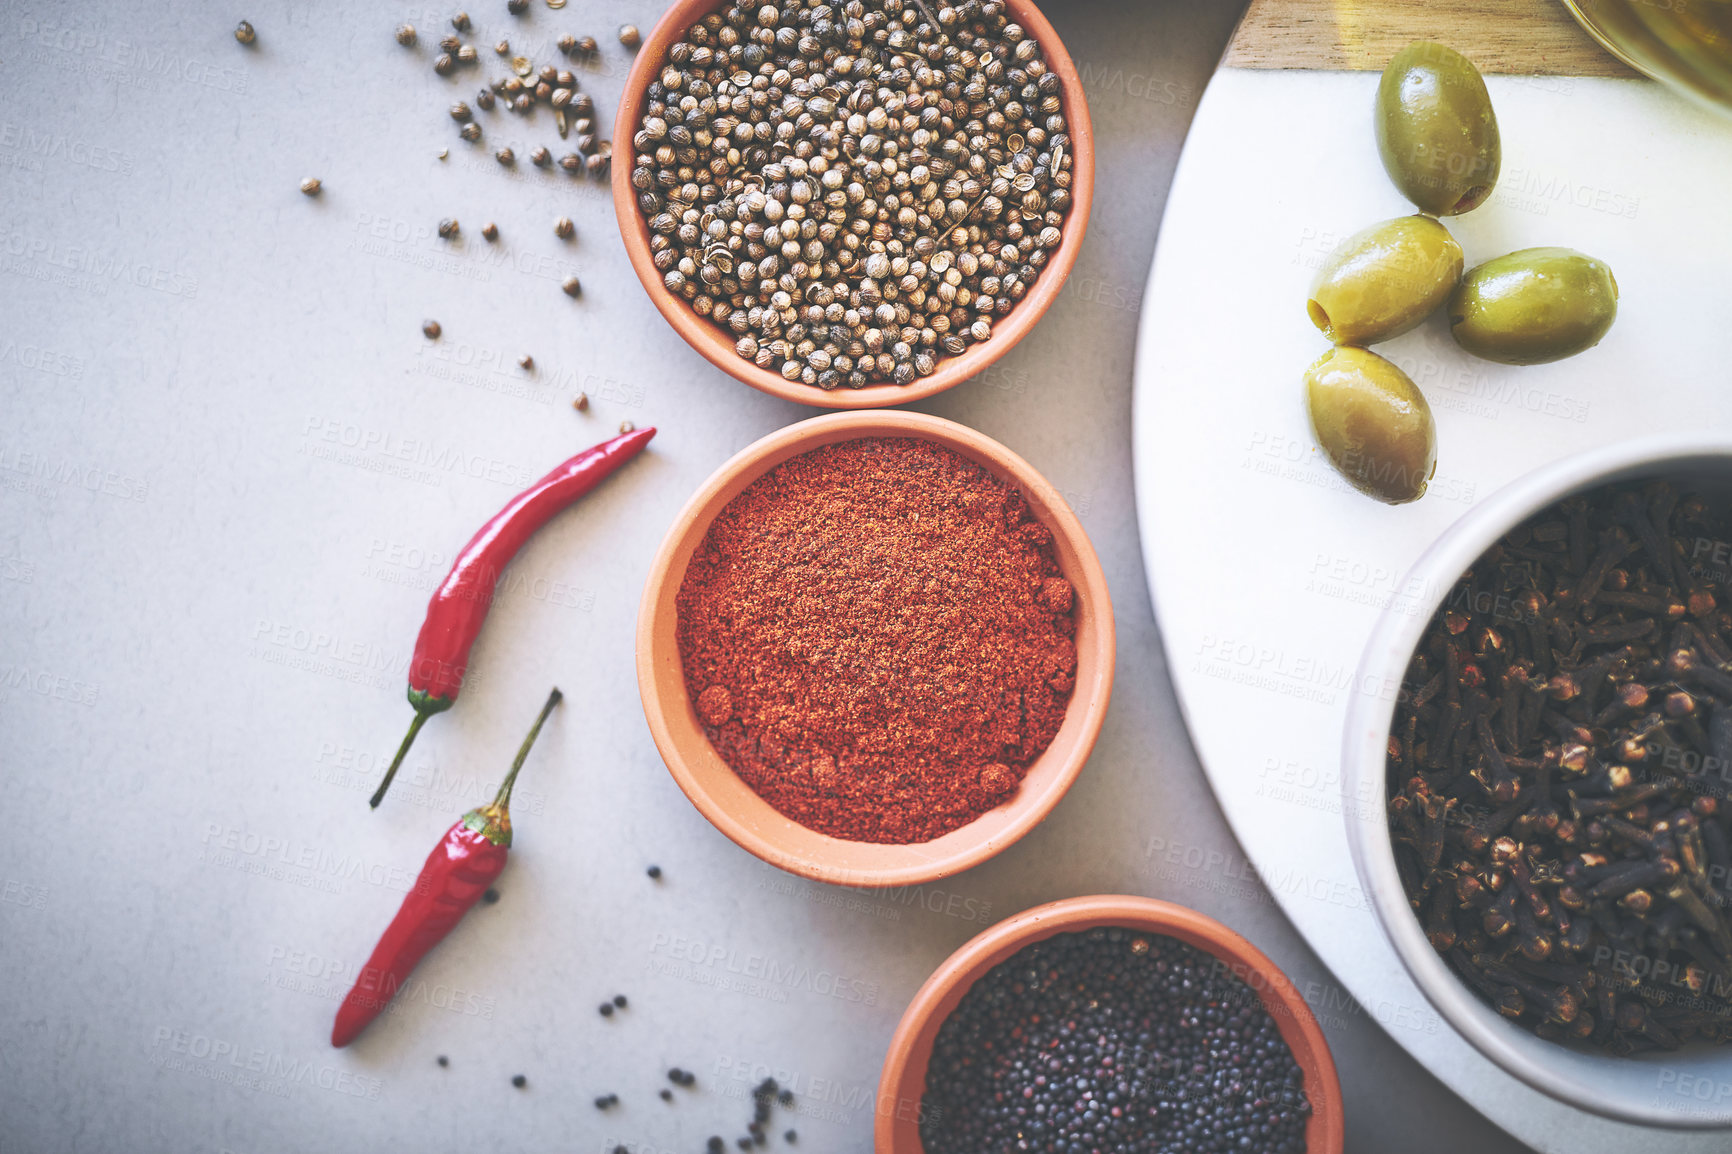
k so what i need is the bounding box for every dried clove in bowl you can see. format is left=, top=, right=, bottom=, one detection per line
left=1387, top=475, right=1732, bottom=1056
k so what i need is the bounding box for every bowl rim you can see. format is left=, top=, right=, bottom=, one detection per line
left=635, top=409, right=1115, bottom=887
left=609, top=0, right=1096, bottom=410
left=871, top=894, right=1346, bottom=1154
left=1344, top=431, right=1732, bottom=1130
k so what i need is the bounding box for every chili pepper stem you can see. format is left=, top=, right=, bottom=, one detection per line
left=370, top=708, right=433, bottom=809
left=485, top=687, right=563, bottom=818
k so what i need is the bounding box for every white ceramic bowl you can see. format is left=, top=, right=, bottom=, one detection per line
left=1345, top=432, right=1732, bottom=1129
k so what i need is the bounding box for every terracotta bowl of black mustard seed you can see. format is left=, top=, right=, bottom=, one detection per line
left=611, top=0, right=1094, bottom=408
left=1346, top=434, right=1732, bottom=1129
left=636, top=409, right=1114, bottom=887
left=874, top=894, right=1345, bottom=1154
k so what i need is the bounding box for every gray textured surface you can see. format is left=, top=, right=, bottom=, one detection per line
left=0, top=2, right=1531, bottom=1152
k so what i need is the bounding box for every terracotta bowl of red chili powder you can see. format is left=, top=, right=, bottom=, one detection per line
left=637, top=410, right=1114, bottom=886
left=610, top=0, right=1095, bottom=410
left=874, top=895, right=1346, bottom=1154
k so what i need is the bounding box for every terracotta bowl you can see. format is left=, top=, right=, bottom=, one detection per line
left=636, top=410, right=1114, bottom=887
left=610, top=0, right=1095, bottom=409
left=874, top=895, right=1346, bottom=1154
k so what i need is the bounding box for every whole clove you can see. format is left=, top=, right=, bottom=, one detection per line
left=1390, top=478, right=1732, bottom=1055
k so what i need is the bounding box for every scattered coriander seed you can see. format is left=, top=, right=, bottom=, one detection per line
left=619, top=420, right=635, bottom=434
left=476, top=87, right=495, bottom=110
left=538, top=63, right=557, bottom=84
left=482, top=887, right=500, bottom=903
left=494, top=39, right=510, bottom=55
left=545, top=0, right=565, bottom=8
left=512, top=93, right=532, bottom=113
left=456, top=44, right=478, bottom=65
left=576, top=34, right=598, bottom=55
left=551, top=87, right=572, bottom=108
left=507, top=0, right=528, bottom=13
left=584, top=152, right=608, bottom=178
left=557, top=34, right=577, bottom=54
left=436, top=1055, right=448, bottom=1067
left=518, top=353, right=533, bottom=369
left=559, top=153, right=582, bottom=172
left=617, top=24, right=639, bottom=48
left=556, top=69, right=574, bottom=86
left=531, top=146, right=552, bottom=167
left=422, top=320, right=442, bottom=339
left=510, top=55, right=532, bottom=77
left=234, top=20, right=255, bottom=45
left=495, top=147, right=515, bottom=166
left=438, top=148, right=449, bottom=159
left=299, top=177, right=321, bottom=196
left=449, top=101, right=472, bottom=122
left=511, top=1074, right=526, bottom=1088
left=599, top=1002, right=614, bottom=1017
left=439, top=34, right=461, bottom=51
left=459, top=122, right=481, bottom=142
left=572, top=392, right=589, bottom=411
left=646, top=864, right=661, bottom=879
left=451, top=11, right=471, bottom=31
left=437, top=218, right=460, bottom=239
left=434, top=52, right=454, bottom=74
left=396, top=23, right=416, bottom=46
left=481, top=221, right=499, bottom=240
left=554, top=216, right=574, bottom=239
left=561, top=275, right=581, bottom=297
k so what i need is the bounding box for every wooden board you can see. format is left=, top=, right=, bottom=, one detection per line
left=1225, top=0, right=1642, bottom=75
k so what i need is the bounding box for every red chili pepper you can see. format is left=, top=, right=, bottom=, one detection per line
left=332, top=687, right=561, bottom=1048
left=370, top=426, right=654, bottom=807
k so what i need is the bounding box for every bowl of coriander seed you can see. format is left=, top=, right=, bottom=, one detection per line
left=611, top=0, right=1093, bottom=407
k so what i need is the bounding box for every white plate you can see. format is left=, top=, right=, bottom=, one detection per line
left=1133, top=67, right=1732, bottom=1151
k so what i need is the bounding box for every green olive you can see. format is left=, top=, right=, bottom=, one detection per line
left=1304, top=347, right=1437, bottom=504
left=1448, top=248, right=1619, bottom=365
left=1376, top=41, right=1501, bottom=216
left=1308, top=215, right=1463, bottom=346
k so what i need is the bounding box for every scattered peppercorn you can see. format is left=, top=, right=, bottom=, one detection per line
left=234, top=20, right=255, bottom=45
left=921, top=928, right=1311, bottom=1154
left=784, top=1132, right=796, bottom=1144
left=617, top=24, right=639, bottom=48
left=708, top=1139, right=725, bottom=1153
left=396, top=23, right=417, bottom=46
left=660, top=1088, right=674, bottom=1102
left=511, top=1074, right=527, bottom=1088
left=554, top=216, right=574, bottom=239
left=777, top=1090, right=793, bottom=1108
left=482, top=887, right=500, bottom=903
left=666, top=1067, right=685, bottom=1084
left=594, top=1093, right=618, bottom=1109
left=481, top=221, right=499, bottom=241
left=299, top=177, right=321, bottom=196
left=438, top=218, right=460, bottom=239
left=436, top=1054, right=449, bottom=1067
left=423, top=320, right=442, bottom=339
left=518, top=353, right=533, bottom=369
left=599, top=1002, right=614, bottom=1017
left=646, top=864, right=661, bottom=879
left=451, top=11, right=471, bottom=31
left=613, top=994, right=627, bottom=1008
left=562, top=276, right=582, bottom=297
left=507, top=0, right=528, bottom=13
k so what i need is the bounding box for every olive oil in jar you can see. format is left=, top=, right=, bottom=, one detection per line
left=1566, top=0, right=1732, bottom=114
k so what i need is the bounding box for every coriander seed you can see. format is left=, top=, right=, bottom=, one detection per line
left=481, top=221, right=499, bottom=241
left=459, top=121, right=481, bottom=141
left=557, top=34, right=577, bottom=55
left=395, top=23, right=416, bottom=46
left=518, top=354, right=533, bottom=369
left=495, top=146, right=515, bottom=165
left=619, top=420, right=635, bottom=434
left=299, top=177, right=321, bottom=196
left=234, top=20, right=255, bottom=45
left=476, top=87, right=495, bottom=110
left=559, top=153, right=582, bottom=172
left=434, top=52, right=454, bottom=74
left=572, top=392, right=589, bottom=411
left=617, top=24, right=639, bottom=48
left=439, top=34, right=461, bottom=51
left=451, top=12, right=470, bottom=31
left=584, top=152, right=608, bottom=178
left=456, top=44, right=477, bottom=65
left=423, top=320, right=442, bottom=339
left=532, top=146, right=552, bottom=167
left=576, top=34, right=598, bottom=55
left=554, top=217, right=574, bottom=239
left=561, top=275, right=581, bottom=297
left=437, top=218, right=460, bottom=239
left=449, top=102, right=472, bottom=122
left=494, top=39, right=510, bottom=55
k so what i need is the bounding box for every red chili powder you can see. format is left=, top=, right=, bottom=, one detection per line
left=675, top=436, right=1078, bottom=844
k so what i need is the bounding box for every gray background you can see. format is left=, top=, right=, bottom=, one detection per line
left=0, top=2, right=1535, bottom=1152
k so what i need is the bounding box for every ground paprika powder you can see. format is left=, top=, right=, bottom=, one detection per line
left=675, top=437, right=1078, bottom=844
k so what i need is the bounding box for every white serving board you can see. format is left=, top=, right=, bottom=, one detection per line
left=1134, top=68, right=1732, bottom=1152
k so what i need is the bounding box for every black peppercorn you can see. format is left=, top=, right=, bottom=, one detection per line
left=612, top=994, right=627, bottom=1008
left=646, top=864, right=662, bottom=879
left=436, top=1055, right=448, bottom=1067
left=598, top=1002, right=614, bottom=1017
left=511, top=1074, right=526, bottom=1088
left=482, top=888, right=499, bottom=903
